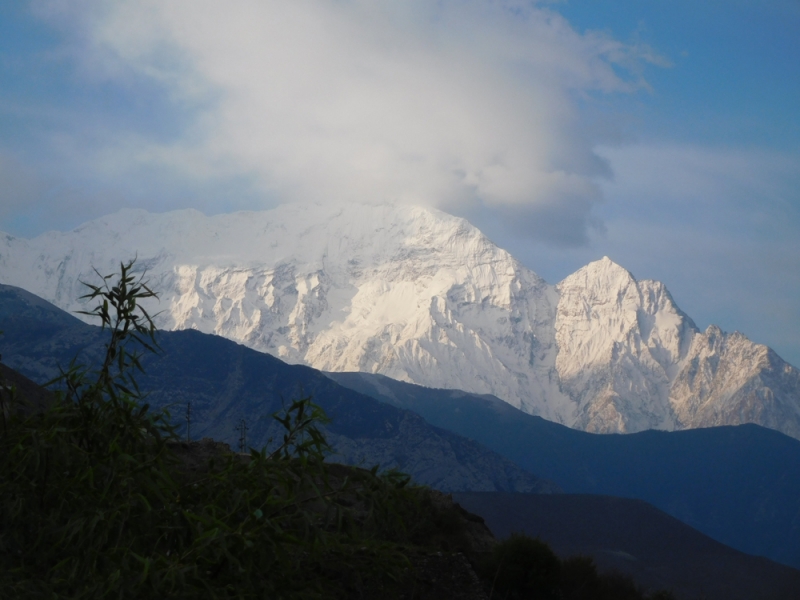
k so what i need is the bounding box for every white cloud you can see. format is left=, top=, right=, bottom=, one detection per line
left=28, top=0, right=665, bottom=244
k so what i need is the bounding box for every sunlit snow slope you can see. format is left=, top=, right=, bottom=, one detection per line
left=2, top=204, right=799, bottom=437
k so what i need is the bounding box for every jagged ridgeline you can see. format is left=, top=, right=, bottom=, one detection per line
left=2, top=203, right=800, bottom=439
left=0, top=261, right=486, bottom=599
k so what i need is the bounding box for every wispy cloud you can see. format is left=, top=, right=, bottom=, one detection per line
left=13, top=0, right=666, bottom=243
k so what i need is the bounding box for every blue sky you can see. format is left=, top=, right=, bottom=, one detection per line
left=1, top=0, right=799, bottom=366
left=557, top=1, right=799, bottom=148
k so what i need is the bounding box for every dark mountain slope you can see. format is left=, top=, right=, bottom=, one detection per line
left=452, top=492, right=800, bottom=600
left=327, top=371, right=800, bottom=569
left=0, top=283, right=551, bottom=494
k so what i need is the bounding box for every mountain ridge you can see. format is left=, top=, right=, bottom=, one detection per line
left=2, top=203, right=799, bottom=438
left=0, top=282, right=552, bottom=494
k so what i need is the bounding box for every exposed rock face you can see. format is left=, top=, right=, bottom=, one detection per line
left=555, top=258, right=694, bottom=433
left=671, top=327, right=800, bottom=439
left=2, top=204, right=799, bottom=438
left=553, top=257, right=800, bottom=437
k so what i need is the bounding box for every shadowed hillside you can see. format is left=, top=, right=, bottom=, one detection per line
left=328, top=371, right=800, bottom=569
left=0, top=283, right=552, bottom=494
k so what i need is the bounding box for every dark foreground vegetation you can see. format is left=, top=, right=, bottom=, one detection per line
left=0, top=261, right=673, bottom=599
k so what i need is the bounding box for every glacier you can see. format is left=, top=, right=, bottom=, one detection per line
left=2, top=203, right=799, bottom=438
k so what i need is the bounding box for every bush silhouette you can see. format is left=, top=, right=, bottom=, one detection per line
left=560, top=555, right=676, bottom=600
left=480, top=537, right=676, bottom=600
left=483, top=532, right=561, bottom=599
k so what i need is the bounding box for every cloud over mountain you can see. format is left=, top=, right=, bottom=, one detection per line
left=23, top=0, right=665, bottom=244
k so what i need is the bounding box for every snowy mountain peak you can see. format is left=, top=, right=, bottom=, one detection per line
left=576, top=255, right=631, bottom=278
left=554, top=255, right=699, bottom=432
left=2, top=204, right=800, bottom=439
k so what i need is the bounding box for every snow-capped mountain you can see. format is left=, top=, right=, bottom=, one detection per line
left=555, top=259, right=800, bottom=438
left=2, top=204, right=799, bottom=438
